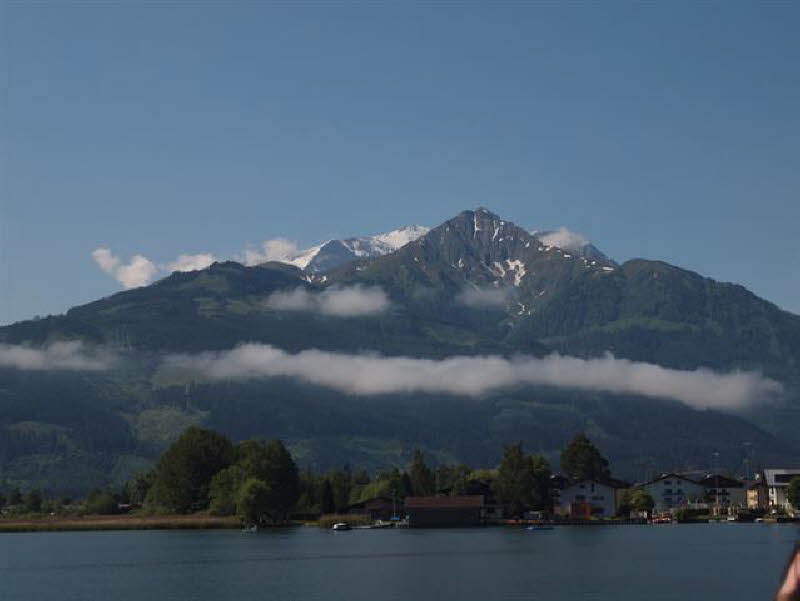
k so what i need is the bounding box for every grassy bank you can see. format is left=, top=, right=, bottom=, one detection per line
left=316, top=514, right=373, bottom=529
left=0, top=513, right=240, bottom=533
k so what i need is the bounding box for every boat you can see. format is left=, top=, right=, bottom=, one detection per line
left=332, top=522, right=351, bottom=531
left=242, top=525, right=258, bottom=533
left=527, top=524, right=555, bottom=531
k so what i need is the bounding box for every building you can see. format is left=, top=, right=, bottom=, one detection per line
left=554, top=478, right=629, bottom=518
left=405, top=495, right=485, bottom=527
left=747, top=479, right=769, bottom=510
left=763, top=469, right=800, bottom=510
left=345, top=496, right=398, bottom=521
left=643, top=473, right=705, bottom=512
left=698, top=474, right=746, bottom=508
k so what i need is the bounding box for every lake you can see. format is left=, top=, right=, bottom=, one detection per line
left=1, top=524, right=797, bottom=600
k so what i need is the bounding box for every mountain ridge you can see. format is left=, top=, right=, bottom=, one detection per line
left=1, top=208, right=798, bottom=493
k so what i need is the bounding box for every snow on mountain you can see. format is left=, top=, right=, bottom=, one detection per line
left=268, top=225, right=431, bottom=273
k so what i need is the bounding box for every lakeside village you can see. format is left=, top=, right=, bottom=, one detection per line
left=1, top=428, right=799, bottom=532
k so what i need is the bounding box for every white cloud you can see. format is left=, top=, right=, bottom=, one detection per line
left=241, top=238, right=302, bottom=266
left=0, top=341, right=115, bottom=371
left=265, top=288, right=317, bottom=312
left=163, top=345, right=783, bottom=411
left=266, top=285, right=390, bottom=317
left=456, top=287, right=511, bottom=308
left=92, top=247, right=158, bottom=289
left=537, top=227, right=590, bottom=253
left=165, top=253, right=217, bottom=273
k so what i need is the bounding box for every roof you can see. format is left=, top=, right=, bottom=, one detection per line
left=645, top=473, right=702, bottom=486
left=345, top=496, right=394, bottom=510
left=404, top=495, right=484, bottom=509
left=558, top=478, right=629, bottom=490
left=699, top=474, right=744, bottom=488
left=764, top=469, right=800, bottom=487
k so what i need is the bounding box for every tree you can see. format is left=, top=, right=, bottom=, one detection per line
left=788, top=476, right=800, bottom=510
left=236, top=478, right=272, bottom=527
left=146, top=427, right=234, bottom=513
left=86, top=489, right=117, bottom=515
left=24, top=489, right=43, bottom=513
left=437, top=464, right=471, bottom=496
left=0, top=492, right=6, bottom=510
left=236, top=439, right=300, bottom=522
left=409, top=449, right=435, bottom=496
left=330, top=468, right=353, bottom=512
left=617, top=488, right=655, bottom=517
left=529, top=455, right=553, bottom=510
left=209, top=465, right=245, bottom=516
left=126, top=471, right=154, bottom=506
left=9, top=488, right=22, bottom=505
left=320, top=479, right=335, bottom=514
left=560, top=433, right=611, bottom=482
left=493, top=442, right=551, bottom=516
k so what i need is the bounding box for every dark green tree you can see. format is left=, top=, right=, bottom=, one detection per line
left=560, top=433, right=611, bottom=482
left=529, top=454, right=553, bottom=510
left=788, top=476, right=800, bottom=510
left=409, top=449, right=435, bottom=496
left=0, top=492, right=6, bottom=510
left=24, top=489, right=43, bottom=513
left=330, top=468, right=353, bottom=512
left=236, top=478, right=271, bottom=527
left=320, top=479, right=335, bottom=514
left=9, top=488, right=22, bottom=505
left=493, top=442, right=551, bottom=516
left=234, top=439, right=300, bottom=522
left=146, top=426, right=234, bottom=513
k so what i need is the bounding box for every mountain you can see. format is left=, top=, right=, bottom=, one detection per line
left=271, top=225, right=430, bottom=273
left=1, top=209, right=799, bottom=494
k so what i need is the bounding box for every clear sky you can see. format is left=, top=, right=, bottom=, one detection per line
left=1, top=1, right=798, bottom=325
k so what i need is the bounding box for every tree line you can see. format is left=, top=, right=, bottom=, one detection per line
left=1, top=428, right=668, bottom=523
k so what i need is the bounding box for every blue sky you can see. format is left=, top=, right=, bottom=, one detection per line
left=1, top=2, right=798, bottom=324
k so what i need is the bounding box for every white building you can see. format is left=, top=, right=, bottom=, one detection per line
left=643, top=473, right=705, bottom=512
left=763, top=469, right=800, bottom=510
left=555, top=479, right=628, bottom=518
left=698, top=474, right=746, bottom=508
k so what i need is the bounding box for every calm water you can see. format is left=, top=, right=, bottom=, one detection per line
left=1, top=524, right=797, bottom=601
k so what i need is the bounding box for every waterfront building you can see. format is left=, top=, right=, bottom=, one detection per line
left=554, top=478, right=629, bottom=518
left=643, top=473, right=705, bottom=512
left=762, top=469, right=800, bottom=510
left=698, top=474, right=746, bottom=508
left=747, top=479, right=769, bottom=510
left=405, top=495, right=485, bottom=527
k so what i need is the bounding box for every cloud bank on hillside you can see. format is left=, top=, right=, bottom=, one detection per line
left=0, top=341, right=115, bottom=371
left=266, top=285, right=390, bottom=317
left=163, top=344, right=782, bottom=411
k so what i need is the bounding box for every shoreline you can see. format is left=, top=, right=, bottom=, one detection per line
left=0, top=513, right=241, bottom=533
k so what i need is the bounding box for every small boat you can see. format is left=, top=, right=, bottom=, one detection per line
left=332, top=522, right=351, bottom=531
left=527, top=524, right=555, bottom=531
left=242, top=525, right=258, bottom=533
